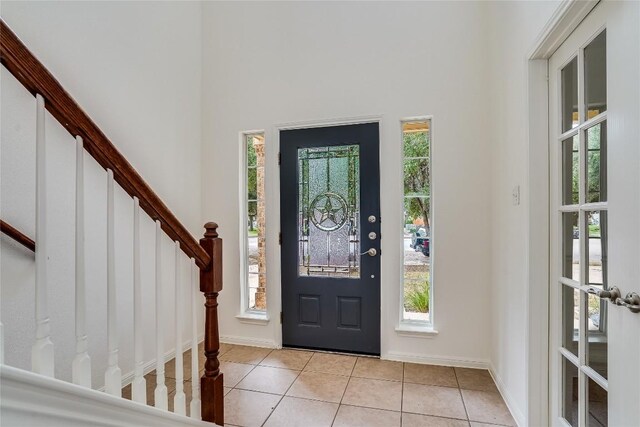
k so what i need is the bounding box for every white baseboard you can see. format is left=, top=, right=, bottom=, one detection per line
left=99, top=334, right=205, bottom=392
left=220, top=334, right=279, bottom=349
left=489, top=363, right=526, bottom=427
left=0, top=365, right=210, bottom=427
left=384, top=351, right=490, bottom=369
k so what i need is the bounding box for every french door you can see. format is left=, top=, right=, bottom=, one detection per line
left=549, top=1, right=640, bottom=426
left=280, top=123, right=381, bottom=355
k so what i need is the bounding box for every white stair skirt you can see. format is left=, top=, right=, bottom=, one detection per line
left=0, top=365, right=211, bottom=427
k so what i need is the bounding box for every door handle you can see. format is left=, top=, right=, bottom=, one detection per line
left=360, top=248, right=377, bottom=257
left=614, top=292, right=640, bottom=314
left=587, top=286, right=621, bottom=302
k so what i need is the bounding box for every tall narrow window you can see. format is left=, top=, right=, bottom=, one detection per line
left=243, top=133, right=266, bottom=312
left=402, top=119, right=432, bottom=324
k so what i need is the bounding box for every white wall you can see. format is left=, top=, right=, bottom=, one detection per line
left=201, top=1, right=494, bottom=365
left=1, top=1, right=204, bottom=388
left=2, top=2, right=600, bottom=424
left=486, top=0, right=562, bottom=424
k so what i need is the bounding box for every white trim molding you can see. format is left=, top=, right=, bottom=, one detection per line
left=220, top=334, right=279, bottom=349
left=0, top=365, right=210, bottom=427
left=525, top=58, right=551, bottom=427
left=235, top=312, right=270, bottom=325
left=384, top=351, right=489, bottom=369
left=528, top=0, right=599, bottom=59
left=398, top=116, right=435, bottom=330
left=490, top=364, right=527, bottom=427
left=275, top=115, right=383, bottom=132
left=102, top=335, right=204, bottom=393
left=238, top=130, right=268, bottom=319
left=394, top=324, right=439, bottom=339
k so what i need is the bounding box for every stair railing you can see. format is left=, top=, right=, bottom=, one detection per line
left=0, top=19, right=223, bottom=425
left=0, top=220, right=36, bottom=252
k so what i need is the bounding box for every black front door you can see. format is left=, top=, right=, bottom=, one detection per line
left=280, top=123, right=380, bottom=355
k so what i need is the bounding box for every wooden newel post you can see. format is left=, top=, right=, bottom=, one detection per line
left=200, top=222, right=224, bottom=425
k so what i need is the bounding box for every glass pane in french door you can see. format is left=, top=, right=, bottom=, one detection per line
left=562, top=57, right=579, bottom=132
left=562, top=285, right=580, bottom=357
left=586, top=211, right=607, bottom=287
left=586, top=210, right=608, bottom=379
left=586, top=123, right=607, bottom=203
left=584, top=31, right=607, bottom=118
left=587, top=377, right=608, bottom=426
left=562, top=135, right=580, bottom=205
left=562, top=356, right=579, bottom=427
left=586, top=292, right=607, bottom=379
left=562, top=212, right=580, bottom=281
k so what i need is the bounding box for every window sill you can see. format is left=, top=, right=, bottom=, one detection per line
left=572, top=331, right=607, bottom=343
left=236, top=311, right=270, bottom=325
left=395, top=323, right=438, bottom=338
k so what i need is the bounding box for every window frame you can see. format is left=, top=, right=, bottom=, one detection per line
left=238, top=130, right=269, bottom=321
left=398, top=116, right=436, bottom=332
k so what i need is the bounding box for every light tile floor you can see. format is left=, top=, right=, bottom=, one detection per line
left=123, top=343, right=515, bottom=427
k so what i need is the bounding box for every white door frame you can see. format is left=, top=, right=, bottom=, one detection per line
left=525, top=1, right=599, bottom=426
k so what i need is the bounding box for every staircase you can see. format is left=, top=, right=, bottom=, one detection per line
left=0, top=20, right=224, bottom=426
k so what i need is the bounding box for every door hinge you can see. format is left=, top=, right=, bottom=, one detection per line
left=279, top=232, right=282, bottom=245
left=280, top=311, right=283, bottom=324
left=278, top=152, right=281, bottom=165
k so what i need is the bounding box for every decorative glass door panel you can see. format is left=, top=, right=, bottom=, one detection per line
left=298, top=146, right=360, bottom=278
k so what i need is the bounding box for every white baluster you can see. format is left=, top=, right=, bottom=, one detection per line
left=131, top=197, right=146, bottom=403
left=173, top=242, right=186, bottom=415
left=104, top=169, right=121, bottom=396
left=32, top=94, right=54, bottom=377
left=72, top=136, right=91, bottom=388
left=154, top=220, right=168, bottom=410
left=190, top=259, right=201, bottom=419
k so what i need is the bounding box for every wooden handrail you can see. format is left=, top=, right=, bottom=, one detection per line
left=0, top=19, right=210, bottom=270
left=1, top=220, right=35, bottom=252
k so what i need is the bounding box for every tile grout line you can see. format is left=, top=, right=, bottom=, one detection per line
left=329, top=355, right=358, bottom=426
left=238, top=348, right=276, bottom=426
left=401, top=409, right=472, bottom=419
left=228, top=360, right=259, bottom=390
left=453, top=368, right=472, bottom=425
left=400, top=362, right=405, bottom=425
left=260, top=348, right=316, bottom=427
left=224, top=347, right=269, bottom=425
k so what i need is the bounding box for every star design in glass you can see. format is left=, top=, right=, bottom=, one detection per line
left=310, top=192, right=348, bottom=231
left=317, top=197, right=343, bottom=226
